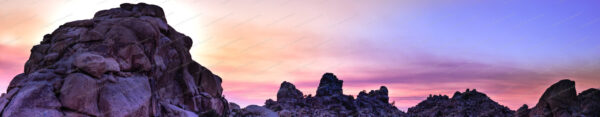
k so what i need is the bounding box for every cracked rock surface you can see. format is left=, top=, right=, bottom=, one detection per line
left=0, top=3, right=228, bottom=117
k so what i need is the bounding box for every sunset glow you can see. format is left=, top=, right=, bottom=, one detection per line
left=0, top=0, right=599, bottom=111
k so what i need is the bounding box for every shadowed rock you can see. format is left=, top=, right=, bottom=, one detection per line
left=232, top=105, right=278, bottom=117
left=516, top=104, right=530, bottom=117
left=316, top=73, right=343, bottom=97
left=578, top=88, right=600, bottom=116
left=524, top=79, right=600, bottom=117
left=407, top=89, right=514, bottom=117
left=530, top=79, right=578, bottom=116
left=259, top=73, right=407, bottom=117
left=276, top=81, right=303, bottom=103
left=0, top=3, right=228, bottom=116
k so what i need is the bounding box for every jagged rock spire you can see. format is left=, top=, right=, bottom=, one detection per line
left=316, top=72, right=343, bottom=97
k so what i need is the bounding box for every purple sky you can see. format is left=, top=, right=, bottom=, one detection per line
left=0, top=0, right=599, bottom=111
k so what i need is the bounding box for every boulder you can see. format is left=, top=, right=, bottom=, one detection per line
left=161, top=103, right=199, bottom=117
left=73, top=53, right=107, bottom=78
left=529, top=79, right=579, bottom=116
left=59, top=73, right=100, bottom=116
left=276, top=81, right=303, bottom=102
left=98, top=76, right=151, bottom=117
left=238, top=105, right=278, bottom=117
left=316, top=73, right=343, bottom=97
left=2, top=84, right=63, bottom=117
left=578, top=88, right=600, bottom=116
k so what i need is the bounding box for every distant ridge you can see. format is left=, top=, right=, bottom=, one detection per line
left=228, top=73, right=599, bottom=117
left=229, top=73, right=406, bottom=117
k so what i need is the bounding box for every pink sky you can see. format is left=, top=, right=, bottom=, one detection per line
left=0, top=0, right=599, bottom=111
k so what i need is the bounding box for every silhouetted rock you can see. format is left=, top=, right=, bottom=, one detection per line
left=529, top=79, right=578, bottom=116
left=261, top=73, right=406, bottom=117
left=578, top=88, right=600, bottom=116
left=516, top=104, right=530, bottom=117
left=357, top=86, right=390, bottom=103
left=407, top=89, right=514, bottom=117
left=277, top=81, right=303, bottom=103
left=0, top=3, right=229, bottom=116
left=316, top=73, right=344, bottom=97
left=525, top=79, right=600, bottom=117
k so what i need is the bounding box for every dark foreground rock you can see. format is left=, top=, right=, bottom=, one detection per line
left=256, top=73, right=407, bottom=117
left=516, top=79, right=600, bottom=117
left=0, top=3, right=228, bottom=116
left=407, top=89, right=515, bottom=117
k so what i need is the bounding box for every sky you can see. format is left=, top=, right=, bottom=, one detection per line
left=0, top=0, right=599, bottom=111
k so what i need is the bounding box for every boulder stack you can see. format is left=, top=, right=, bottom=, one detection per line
left=0, top=3, right=228, bottom=117
left=262, top=73, right=406, bottom=117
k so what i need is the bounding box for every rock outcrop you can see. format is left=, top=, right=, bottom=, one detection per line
left=0, top=3, right=228, bottom=116
left=261, top=73, right=407, bottom=117
left=407, top=89, right=515, bottom=117
left=516, top=104, right=530, bottom=117
left=316, top=73, right=344, bottom=97
left=517, top=79, right=600, bottom=117
left=276, top=81, right=303, bottom=103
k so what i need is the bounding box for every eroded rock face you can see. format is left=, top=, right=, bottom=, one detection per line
left=407, top=89, right=515, bottom=117
left=0, top=3, right=228, bottom=116
left=261, top=73, right=407, bottom=117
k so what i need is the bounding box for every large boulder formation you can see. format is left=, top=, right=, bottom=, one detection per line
left=519, top=79, right=600, bottom=117
left=529, top=79, right=578, bottom=116
left=262, top=73, right=407, bottom=117
left=0, top=3, right=228, bottom=116
left=407, top=89, right=514, bottom=117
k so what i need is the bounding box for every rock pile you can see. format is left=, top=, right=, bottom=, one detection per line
left=259, top=73, right=407, bottom=117
left=0, top=3, right=228, bottom=117
left=407, top=89, right=515, bottom=116
left=516, top=79, right=600, bottom=117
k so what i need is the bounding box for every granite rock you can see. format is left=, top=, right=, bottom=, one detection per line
left=0, top=3, right=228, bottom=116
